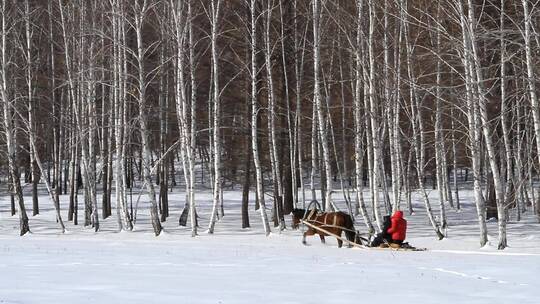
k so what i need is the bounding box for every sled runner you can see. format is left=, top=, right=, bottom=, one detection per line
left=373, top=242, right=427, bottom=251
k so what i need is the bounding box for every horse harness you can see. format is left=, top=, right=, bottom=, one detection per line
left=304, top=211, right=351, bottom=233
left=301, top=210, right=370, bottom=245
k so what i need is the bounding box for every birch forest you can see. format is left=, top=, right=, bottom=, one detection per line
left=2, top=0, right=540, bottom=250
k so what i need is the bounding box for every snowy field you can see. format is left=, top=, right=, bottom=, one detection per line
left=1, top=186, right=539, bottom=304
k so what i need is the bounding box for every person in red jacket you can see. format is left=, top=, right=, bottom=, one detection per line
left=387, top=210, right=407, bottom=245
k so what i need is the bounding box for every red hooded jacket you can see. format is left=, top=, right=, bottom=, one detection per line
left=387, top=211, right=407, bottom=241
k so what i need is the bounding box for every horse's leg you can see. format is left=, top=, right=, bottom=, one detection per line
left=333, top=229, right=343, bottom=248
left=319, top=234, right=326, bottom=244
left=303, top=228, right=316, bottom=245
left=337, top=228, right=352, bottom=248
left=337, top=230, right=343, bottom=248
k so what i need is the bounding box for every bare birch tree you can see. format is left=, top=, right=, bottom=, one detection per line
left=207, top=0, right=223, bottom=234
left=132, top=0, right=162, bottom=235
left=1, top=0, right=30, bottom=235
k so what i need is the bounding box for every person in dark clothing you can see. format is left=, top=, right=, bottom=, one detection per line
left=369, top=215, right=391, bottom=247
left=387, top=210, right=407, bottom=245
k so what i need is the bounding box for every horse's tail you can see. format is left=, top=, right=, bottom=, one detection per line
left=343, top=213, right=357, bottom=243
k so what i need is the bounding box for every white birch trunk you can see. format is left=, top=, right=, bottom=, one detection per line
left=521, top=0, right=540, bottom=223
left=24, top=0, right=39, bottom=216
left=392, top=13, right=404, bottom=213
left=279, top=0, right=296, bottom=211
left=188, top=0, right=198, bottom=237
left=264, top=0, right=284, bottom=230
left=207, top=0, right=223, bottom=234
left=457, top=0, right=488, bottom=246
left=311, top=105, right=318, bottom=202
left=312, top=0, right=333, bottom=210
left=250, top=0, right=271, bottom=235
left=1, top=0, right=30, bottom=235
left=402, top=0, right=443, bottom=239
left=112, top=0, right=132, bottom=231
left=368, top=0, right=383, bottom=226
left=465, top=0, right=507, bottom=249
left=133, top=0, right=162, bottom=235
left=355, top=0, right=375, bottom=234
left=23, top=0, right=66, bottom=232
left=450, top=108, right=460, bottom=210
left=500, top=0, right=513, bottom=217
left=87, top=2, right=99, bottom=231
left=434, top=4, right=448, bottom=232
left=293, top=1, right=307, bottom=209
left=57, top=0, right=100, bottom=230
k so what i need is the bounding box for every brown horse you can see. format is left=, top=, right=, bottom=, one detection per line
left=291, top=208, right=359, bottom=248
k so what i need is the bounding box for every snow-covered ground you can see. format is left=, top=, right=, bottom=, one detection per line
left=0, top=185, right=538, bottom=304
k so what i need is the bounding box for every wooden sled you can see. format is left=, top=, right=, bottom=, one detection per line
left=373, top=242, right=427, bottom=252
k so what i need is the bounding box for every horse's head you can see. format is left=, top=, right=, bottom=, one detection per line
left=291, top=208, right=307, bottom=229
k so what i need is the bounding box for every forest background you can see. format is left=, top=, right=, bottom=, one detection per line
left=1, top=0, right=540, bottom=251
